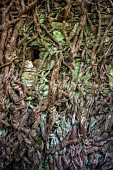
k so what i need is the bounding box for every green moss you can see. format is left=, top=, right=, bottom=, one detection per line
left=36, top=138, right=43, bottom=146
left=30, top=38, right=41, bottom=46
left=50, top=59, right=55, bottom=67
left=109, top=66, right=113, bottom=88
left=52, top=30, right=65, bottom=43
left=73, top=60, right=80, bottom=80
left=39, top=14, right=45, bottom=24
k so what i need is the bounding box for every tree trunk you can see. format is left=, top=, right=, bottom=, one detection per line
left=0, top=0, right=113, bottom=169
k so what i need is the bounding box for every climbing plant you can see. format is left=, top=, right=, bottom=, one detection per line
left=0, top=0, right=113, bottom=169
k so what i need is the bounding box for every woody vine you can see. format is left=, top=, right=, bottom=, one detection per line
left=0, top=0, right=113, bottom=169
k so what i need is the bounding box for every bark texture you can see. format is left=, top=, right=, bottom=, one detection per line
left=0, top=0, right=113, bottom=169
